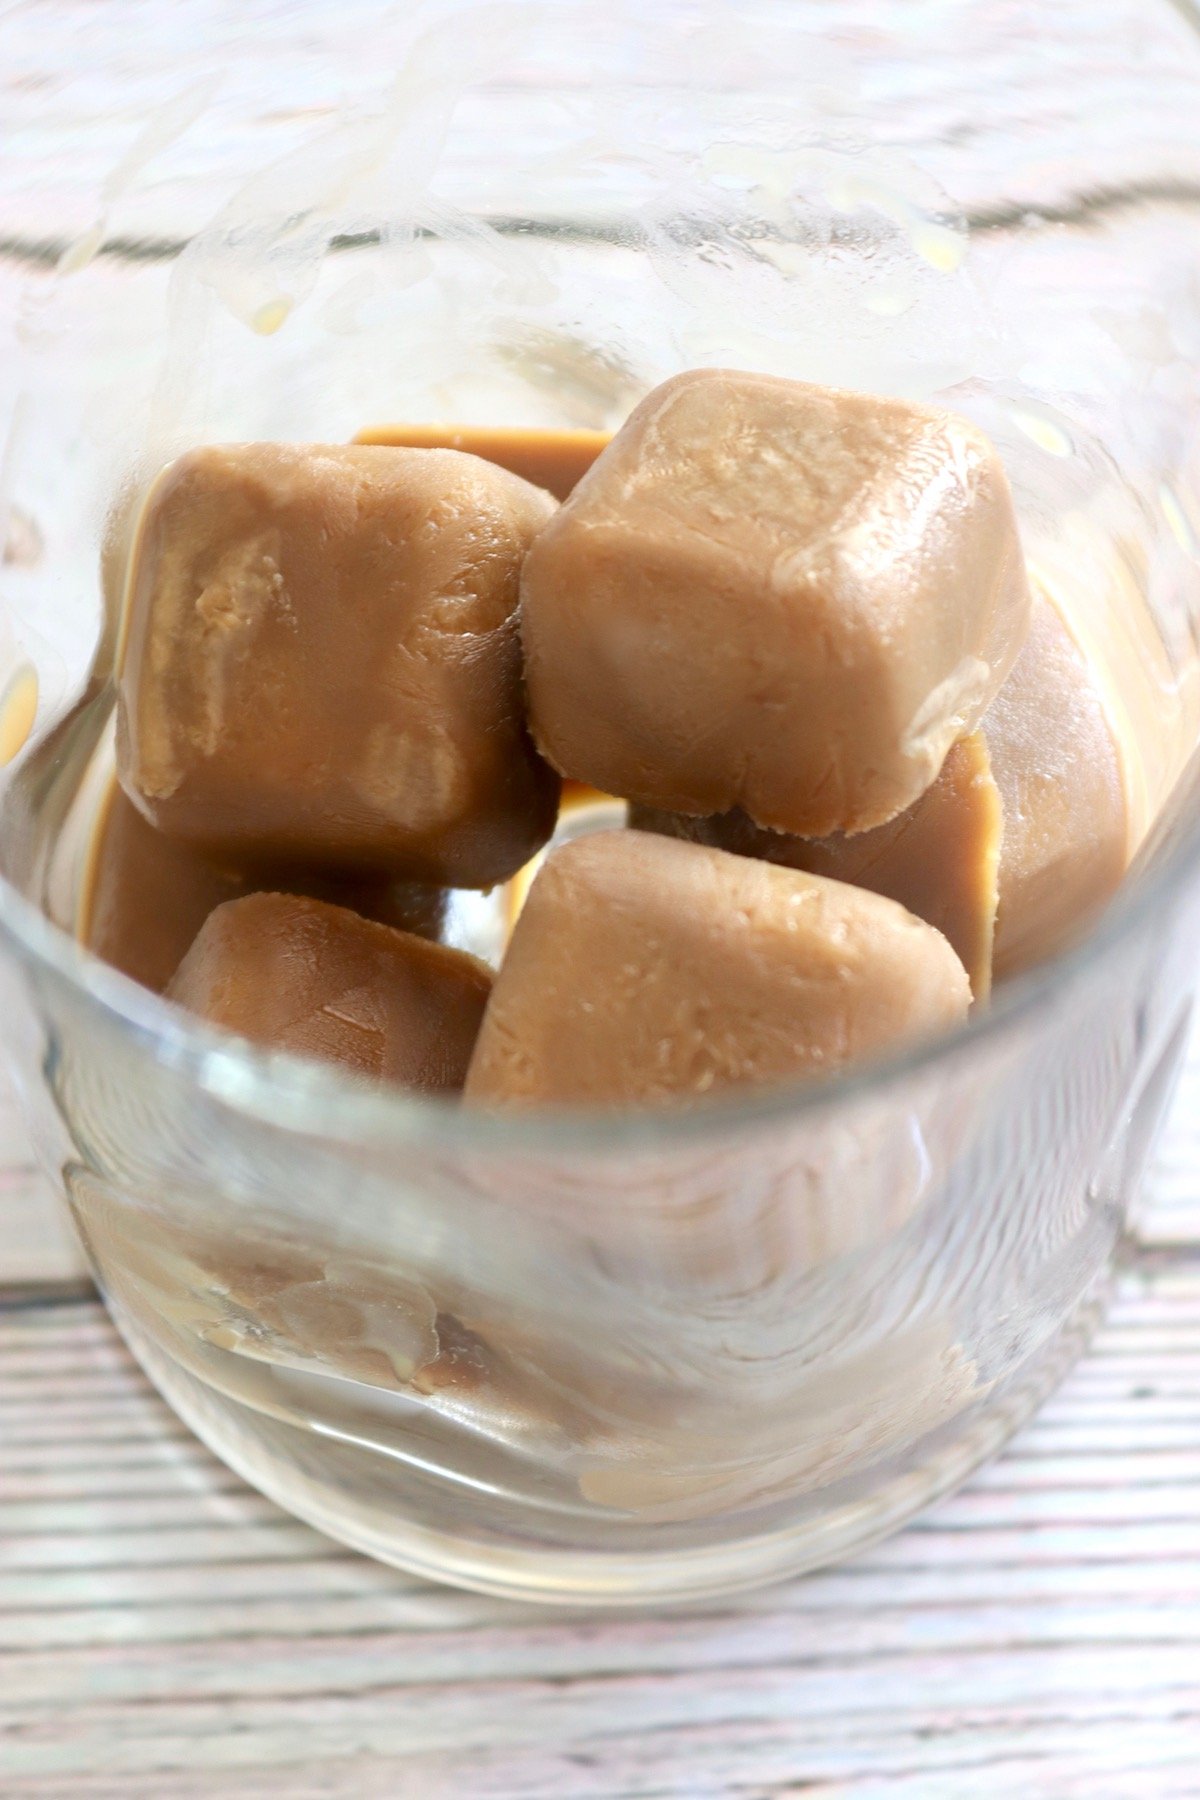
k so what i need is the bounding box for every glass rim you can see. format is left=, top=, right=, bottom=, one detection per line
left=5, top=0, right=1200, bottom=1157
left=0, top=751, right=1197, bottom=1157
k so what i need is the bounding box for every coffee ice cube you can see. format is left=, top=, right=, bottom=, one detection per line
left=82, top=783, right=448, bottom=994
left=520, top=369, right=1030, bottom=837
left=988, top=596, right=1129, bottom=979
left=354, top=422, right=609, bottom=501
left=465, top=831, right=970, bottom=1107
left=168, top=892, right=492, bottom=1093
left=117, top=443, right=559, bottom=886
left=631, top=730, right=1001, bottom=1000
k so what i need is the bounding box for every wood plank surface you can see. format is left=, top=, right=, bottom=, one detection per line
left=1, top=3, right=1199, bottom=1784
left=1, top=1265, right=1199, bottom=1796
left=0, top=1022, right=1197, bottom=1798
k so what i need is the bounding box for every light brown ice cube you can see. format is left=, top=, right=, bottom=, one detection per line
left=465, top=831, right=970, bottom=1108
left=631, top=731, right=1002, bottom=1001
left=117, top=443, right=560, bottom=886
left=629, top=596, right=1132, bottom=993
left=354, top=422, right=610, bottom=501
left=988, top=596, right=1129, bottom=980
left=520, top=369, right=1031, bottom=837
left=167, top=892, right=492, bottom=1093
left=82, top=781, right=448, bottom=994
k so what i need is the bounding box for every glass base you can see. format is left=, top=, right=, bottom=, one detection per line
left=105, top=1278, right=1112, bottom=1606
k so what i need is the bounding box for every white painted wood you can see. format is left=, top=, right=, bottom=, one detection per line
left=0, top=1266, right=1198, bottom=1793
left=0, top=1073, right=85, bottom=1287
left=0, top=1024, right=1196, bottom=1796
left=0, top=0, right=1198, bottom=1777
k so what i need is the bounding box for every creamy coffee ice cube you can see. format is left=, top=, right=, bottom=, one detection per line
left=630, top=595, right=1129, bottom=990
left=168, top=892, right=492, bottom=1093
left=84, top=784, right=251, bottom=995
left=465, top=831, right=970, bottom=1108
left=631, top=730, right=1001, bottom=1000
left=988, top=596, right=1129, bottom=980
left=117, top=443, right=560, bottom=887
left=354, top=423, right=610, bottom=501
left=81, top=783, right=449, bottom=995
left=520, top=369, right=1031, bottom=837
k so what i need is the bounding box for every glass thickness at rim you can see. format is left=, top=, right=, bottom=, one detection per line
left=0, top=758, right=1196, bottom=1160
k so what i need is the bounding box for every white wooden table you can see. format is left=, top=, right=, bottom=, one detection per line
left=3, top=4, right=1200, bottom=1788
left=2, top=1023, right=1198, bottom=1798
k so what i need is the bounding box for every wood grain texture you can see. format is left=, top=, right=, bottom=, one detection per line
left=0, top=1078, right=86, bottom=1289
left=0, top=0, right=1198, bottom=1786
left=0, top=1021, right=1197, bottom=1798
left=1, top=1265, right=1199, bottom=1796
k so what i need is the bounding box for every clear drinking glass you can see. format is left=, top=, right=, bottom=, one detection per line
left=1, top=0, right=1199, bottom=1602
